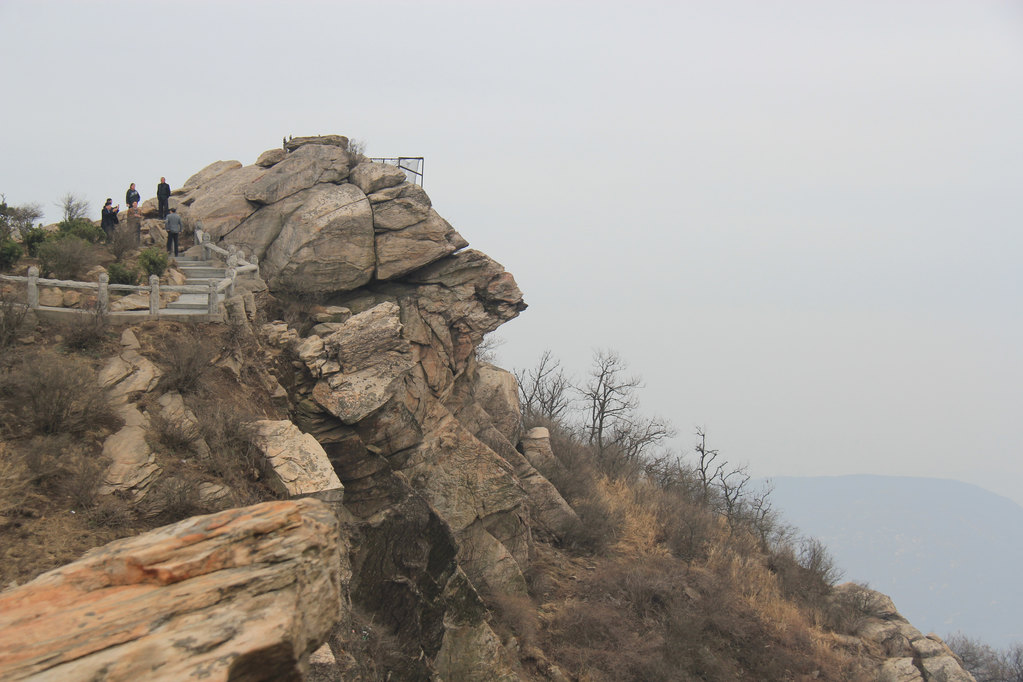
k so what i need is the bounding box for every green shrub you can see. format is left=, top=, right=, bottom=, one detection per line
left=139, top=247, right=168, bottom=277
left=21, top=226, right=49, bottom=257
left=58, top=218, right=105, bottom=243
left=107, top=261, right=140, bottom=286
left=37, top=235, right=90, bottom=279
left=0, top=239, right=22, bottom=271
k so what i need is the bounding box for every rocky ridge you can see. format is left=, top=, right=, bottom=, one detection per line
left=0, top=136, right=979, bottom=681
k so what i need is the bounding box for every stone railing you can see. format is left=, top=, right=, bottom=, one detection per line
left=0, top=244, right=258, bottom=321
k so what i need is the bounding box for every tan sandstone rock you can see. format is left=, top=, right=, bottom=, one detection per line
left=245, top=143, right=351, bottom=205
left=375, top=208, right=468, bottom=280
left=261, top=183, right=375, bottom=293
left=0, top=499, right=345, bottom=682
left=349, top=160, right=407, bottom=195
left=250, top=419, right=343, bottom=498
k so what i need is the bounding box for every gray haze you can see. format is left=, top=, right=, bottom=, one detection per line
left=769, top=475, right=1023, bottom=649
left=2, top=0, right=1021, bottom=512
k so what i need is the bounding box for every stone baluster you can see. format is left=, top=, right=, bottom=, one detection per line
left=98, top=273, right=109, bottom=313
left=149, top=275, right=160, bottom=316
left=207, top=280, right=218, bottom=316
left=27, top=266, right=39, bottom=308
left=228, top=267, right=237, bottom=297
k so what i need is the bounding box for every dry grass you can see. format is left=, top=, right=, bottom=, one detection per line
left=0, top=350, right=118, bottom=436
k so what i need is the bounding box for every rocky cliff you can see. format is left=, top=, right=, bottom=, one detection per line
left=0, top=135, right=979, bottom=681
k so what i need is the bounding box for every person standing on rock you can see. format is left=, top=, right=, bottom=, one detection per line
left=157, top=177, right=171, bottom=219
left=165, top=207, right=182, bottom=257
left=100, top=198, right=119, bottom=240
left=125, top=183, right=141, bottom=210
left=126, top=201, right=142, bottom=244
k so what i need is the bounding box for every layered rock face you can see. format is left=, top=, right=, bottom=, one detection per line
left=834, top=584, right=977, bottom=682
left=0, top=499, right=346, bottom=682
left=176, top=135, right=561, bottom=678
left=153, top=134, right=467, bottom=295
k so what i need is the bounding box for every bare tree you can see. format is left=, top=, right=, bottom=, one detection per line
left=0, top=194, right=44, bottom=239
left=475, top=334, right=505, bottom=364
left=580, top=349, right=641, bottom=452
left=578, top=349, right=673, bottom=477
left=515, top=349, right=572, bottom=423
left=693, top=427, right=723, bottom=502
left=56, top=192, right=90, bottom=223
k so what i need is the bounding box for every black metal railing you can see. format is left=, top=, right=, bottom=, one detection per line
left=369, top=157, right=424, bottom=187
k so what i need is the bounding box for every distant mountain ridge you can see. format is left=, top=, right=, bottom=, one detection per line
left=767, top=474, right=1023, bottom=648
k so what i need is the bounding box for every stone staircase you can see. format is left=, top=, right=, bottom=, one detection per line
left=166, top=256, right=227, bottom=313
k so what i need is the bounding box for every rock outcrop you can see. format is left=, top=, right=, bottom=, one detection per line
left=0, top=499, right=346, bottom=682
left=169, top=135, right=466, bottom=295
left=833, top=583, right=976, bottom=682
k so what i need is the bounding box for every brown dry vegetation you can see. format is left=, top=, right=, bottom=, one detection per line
left=0, top=316, right=284, bottom=587
left=483, top=418, right=877, bottom=682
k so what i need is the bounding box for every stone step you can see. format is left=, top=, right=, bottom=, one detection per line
left=166, top=293, right=222, bottom=310
left=177, top=267, right=226, bottom=279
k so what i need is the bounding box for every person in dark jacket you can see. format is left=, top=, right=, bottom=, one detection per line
left=165, top=207, right=182, bottom=257
left=125, top=183, right=141, bottom=209
left=100, top=198, right=119, bottom=240
left=157, top=177, right=171, bottom=219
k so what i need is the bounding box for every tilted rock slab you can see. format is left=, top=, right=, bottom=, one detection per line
left=250, top=419, right=344, bottom=498
left=0, top=499, right=345, bottom=682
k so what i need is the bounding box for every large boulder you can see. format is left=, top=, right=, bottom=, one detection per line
left=261, top=183, right=375, bottom=294
left=0, top=499, right=346, bottom=682
left=349, top=161, right=407, bottom=195
left=285, top=134, right=349, bottom=152
left=183, top=164, right=265, bottom=238
left=244, top=144, right=351, bottom=205
left=375, top=208, right=468, bottom=280
left=311, top=302, right=415, bottom=424
left=250, top=419, right=344, bottom=498
left=368, top=182, right=433, bottom=231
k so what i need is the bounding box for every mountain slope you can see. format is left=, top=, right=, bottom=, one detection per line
left=768, top=474, right=1023, bottom=648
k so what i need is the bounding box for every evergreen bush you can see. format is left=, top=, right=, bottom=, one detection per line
left=57, top=218, right=105, bottom=243
left=0, top=239, right=22, bottom=271
left=138, top=247, right=168, bottom=277
left=106, top=262, right=141, bottom=286
left=21, top=226, right=49, bottom=257
left=37, top=235, right=90, bottom=279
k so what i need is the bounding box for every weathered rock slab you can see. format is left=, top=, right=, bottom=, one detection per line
left=0, top=499, right=345, bottom=682
left=250, top=419, right=344, bottom=497
left=262, top=184, right=374, bottom=294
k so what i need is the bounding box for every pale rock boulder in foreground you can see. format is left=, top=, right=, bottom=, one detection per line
left=0, top=499, right=345, bottom=682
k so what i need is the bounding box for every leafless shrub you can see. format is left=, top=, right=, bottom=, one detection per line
left=61, top=305, right=110, bottom=350
left=0, top=446, right=39, bottom=516
left=0, top=287, right=29, bottom=349
left=55, top=451, right=106, bottom=510
left=0, top=351, right=116, bottom=435
left=334, top=607, right=406, bottom=680
left=157, top=334, right=216, bottom=394
left=191, top=396, right=274, bottom=504
left=149, top=409, right=201, bottom=454
left=109, top=224, right=138, bottom=261
left=488, top=592, right=539, bottom=649
left=141, top=476, right=209, bottom=523
left=516, top=349, right=573, bottom=426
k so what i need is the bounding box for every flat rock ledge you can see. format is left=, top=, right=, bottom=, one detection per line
left=0, top=499, right=344, bottom=682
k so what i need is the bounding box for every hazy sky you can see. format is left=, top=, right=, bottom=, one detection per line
left=3, top=1, right=1021, bottom=504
